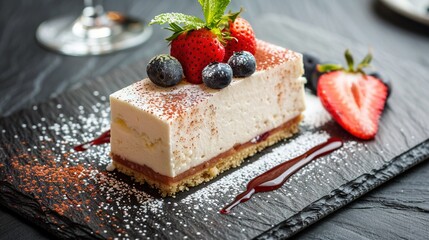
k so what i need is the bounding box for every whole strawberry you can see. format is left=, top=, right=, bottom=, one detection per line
left=150, top=0, right=241, bottom=84
left=317, top=50, right=388, bottom=140
left=171, top=29, right=225, bottom=83
left=223, top=18, right=256, bottom=62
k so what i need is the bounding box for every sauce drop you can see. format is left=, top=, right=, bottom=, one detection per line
left=220, top=137, right=343, bottom=214
left=73, top=130, right=111, bottom=152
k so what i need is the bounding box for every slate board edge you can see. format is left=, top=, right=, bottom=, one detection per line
left=255, top=139, right=429, bottom=240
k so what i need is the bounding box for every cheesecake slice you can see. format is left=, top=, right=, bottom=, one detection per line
left=109, top=40, right=306, bottom=196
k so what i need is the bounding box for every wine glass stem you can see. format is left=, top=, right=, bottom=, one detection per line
left=83, top=0, right=105, bottom=18
left=80, top=0, right=108, bottom=30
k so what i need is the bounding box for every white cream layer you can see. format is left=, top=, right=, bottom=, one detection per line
left=110, top=45, right=305, bottom=178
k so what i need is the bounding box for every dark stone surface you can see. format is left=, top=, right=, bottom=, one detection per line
left=291, top=162, right=429, bottom=240
left=259, top=140, right=429, bottom=239
left=0, top=0, right=428, bottom=239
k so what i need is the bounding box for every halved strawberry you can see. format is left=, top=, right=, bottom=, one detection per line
left=317, top=50, right=388, bottom=140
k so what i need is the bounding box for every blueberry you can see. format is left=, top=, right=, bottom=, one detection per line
left=202, top=62, right=232, bottom=89
left=227, top=51, right=256, bottom=77
left=146, top=54, right=183, bottom=87
left=309, top=65, right=326, bottom=94
left=369, top=72, right=392, bottom=99
left=303, top=53, right=320, bottom=81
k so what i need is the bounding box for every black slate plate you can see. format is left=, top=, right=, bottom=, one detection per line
left=0, top=16, right=428, bottom=239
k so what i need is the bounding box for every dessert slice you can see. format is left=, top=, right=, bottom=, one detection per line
left=109, top=40, right=306, bottom=196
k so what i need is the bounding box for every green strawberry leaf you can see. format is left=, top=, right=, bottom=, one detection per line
left=345, top=49, right=354, bottom=72
left=318, top=49, right=374, bottom=75
left=165, top=23, right=186, bottom=41
left=199, top=0, right=231, bottom=28
left=317, top=63, right=344, bottom=73
left=217, top=9, right=241, bottom=31
left=357, top=52, right=372, bottom=71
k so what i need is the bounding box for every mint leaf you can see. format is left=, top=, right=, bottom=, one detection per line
left=200, top=0, right=231, bottom=28
left=150, top=13, right=205, bottom=29
left=150, top=13, right=206, bottom=41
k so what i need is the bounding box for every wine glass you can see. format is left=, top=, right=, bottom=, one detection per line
left=36, top=0, right=152, bottom=56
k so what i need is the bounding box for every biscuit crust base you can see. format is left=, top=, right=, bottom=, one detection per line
left=111, top=115, right=303, bottom=197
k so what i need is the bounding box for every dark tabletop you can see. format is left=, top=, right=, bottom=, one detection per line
left=1, top=0, right=428, bottom=239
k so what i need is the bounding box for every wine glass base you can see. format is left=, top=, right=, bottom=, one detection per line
left=36, top=13, right=152, bottom=56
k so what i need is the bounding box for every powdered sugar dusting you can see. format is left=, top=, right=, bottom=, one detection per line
left=106, top=162, right=116, bottom=171
left=303, top=92, right=332, bottom=128
left=0, top=90, right=369, bottom=238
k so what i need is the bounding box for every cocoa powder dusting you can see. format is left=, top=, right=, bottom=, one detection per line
left=9, top=150, right=98, bottom=216
left=255, top=39, right=298, bottom=71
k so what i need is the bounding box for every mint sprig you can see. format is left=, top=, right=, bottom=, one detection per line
left=150, top=0, right=240, bottom=42
left=199, top=0, right=231, bottom=28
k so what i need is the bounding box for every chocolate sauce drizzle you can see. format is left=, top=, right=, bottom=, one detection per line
left=73, top=130, right=111, bottom=152
left=220, top=138, right=343, bottom=214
